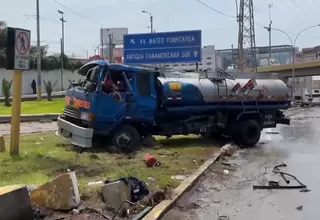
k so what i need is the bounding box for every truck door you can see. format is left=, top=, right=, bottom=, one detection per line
left=95, top=71, right=129, bottom=127
left=133, top=72, right=157, bottom=121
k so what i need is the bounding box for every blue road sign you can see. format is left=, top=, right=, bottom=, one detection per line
left=123, top=30, right=201, bottom=64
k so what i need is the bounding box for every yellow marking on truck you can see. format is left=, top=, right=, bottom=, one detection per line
left=169, top=82, right=182, bottom=92
left=65, top=96, right=91, bottom=109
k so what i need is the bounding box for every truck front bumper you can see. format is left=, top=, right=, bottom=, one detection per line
left=56, top=117, right=93, bottom=148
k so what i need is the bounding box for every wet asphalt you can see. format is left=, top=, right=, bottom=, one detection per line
left=162, top=107, right=320, bottom=220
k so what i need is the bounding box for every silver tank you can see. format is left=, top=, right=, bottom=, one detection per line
left=158, top=77, right=289, bottom=103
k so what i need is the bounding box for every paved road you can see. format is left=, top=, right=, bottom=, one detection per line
left=163, top=107, right=320, bottom=220
left=0, top=122, right=57, bottom=136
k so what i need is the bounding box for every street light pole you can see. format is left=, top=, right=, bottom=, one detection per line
left=58, top=10, right=66, bottom=91
left=268, top=3, right=273, bottom=66
left=36, top=0, right=41, bottom=100
left=142, top=11, right=153, bottom=33
left=265, top=24, right=320, bottom=106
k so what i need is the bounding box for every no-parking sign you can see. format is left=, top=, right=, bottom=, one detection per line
left=14, top=29, right=31, bottom=70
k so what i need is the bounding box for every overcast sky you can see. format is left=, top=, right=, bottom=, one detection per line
left=1, top=0, right=320, bottom=57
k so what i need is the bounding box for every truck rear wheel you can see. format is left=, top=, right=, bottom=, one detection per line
left=233, top=120, right=261, bottom=147
left=111, top=124, right=141, bottom=153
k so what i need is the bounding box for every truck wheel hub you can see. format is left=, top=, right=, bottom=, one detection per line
left=115, top=133, right=131, bottom=148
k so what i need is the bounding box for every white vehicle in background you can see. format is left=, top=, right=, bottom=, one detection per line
left=227, top=64, right=237, bottom=70
left=310, top=89, right=320, bottom=106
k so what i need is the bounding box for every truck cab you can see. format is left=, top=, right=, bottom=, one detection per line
left=57, top=60, right=159, bottom=151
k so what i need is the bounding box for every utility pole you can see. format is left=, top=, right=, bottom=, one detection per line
left=100, top=27, right=104, bottom=59
left=108, top=34, right=113, bottom=62
left=36, top=0, right=41, bottom=100
left=268, top=3, right=273, bottom=65
left=58, top=10, right=66, bottom=91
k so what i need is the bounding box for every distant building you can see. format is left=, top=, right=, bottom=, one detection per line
left=300, top=45, right=320, bottom=61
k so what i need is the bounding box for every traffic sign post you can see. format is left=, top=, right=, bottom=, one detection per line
left=123, top=30, right=202, bottom=64
left=5, top=27, right=31, bottom=155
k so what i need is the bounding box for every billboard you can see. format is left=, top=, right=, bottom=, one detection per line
left=100, top=28, right=128, bottom=45
left=100, top=47, right=123, bottom=59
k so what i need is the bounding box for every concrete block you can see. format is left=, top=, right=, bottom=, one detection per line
left=30, top=172, right=80, bottom=210
left=0, top=185, right=34, bottom=220
left=102, top=181, right=131, bottom=211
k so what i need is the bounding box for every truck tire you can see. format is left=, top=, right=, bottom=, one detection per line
left=234, top=120, right=261, bottom=147
left=111, top=124, right=141, bottom=153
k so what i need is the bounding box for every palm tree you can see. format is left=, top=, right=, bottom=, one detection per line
left=43, top=80, right=58, bottom=101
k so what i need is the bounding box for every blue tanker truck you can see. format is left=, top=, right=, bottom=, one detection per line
left=57, top=60, right=290, bottom=152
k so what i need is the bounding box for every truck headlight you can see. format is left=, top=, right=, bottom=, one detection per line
left=80, top=112, right=95, bottom=121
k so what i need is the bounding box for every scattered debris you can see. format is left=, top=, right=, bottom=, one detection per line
left=71, top=208, right=80, bottom=215
left=221, top=144, right=237, bottom=157
left=221, top=162, right=232, bottom=166
left=265, top=131, right=280, bottom=135
left=210, top=184, right=222, bottom=191
left=144, top=153, right=158, bottom=167
left=218, top=215, right=230, bottom=220
left=300, top=189, right=311, bottom=193
left=30, top=172, right=80, bottom=211
left=158, top=151, right=179, bottom=157
left=171, top=175, right=188, bottom=181
left=253, top=163, right=307, bottom=190
left=90, top=154, right=99, bottom=160
left=191, top=202, right=200, bottom=209
left=148, top=177, right=156, bottom=183
left=102, top=180, right=131, bottom=212
left=87, top=181, right=105, bottom=187
left=296, top=205, right=303, bottom=211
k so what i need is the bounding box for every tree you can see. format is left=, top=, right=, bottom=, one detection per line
left=43, top=80, right=58, bottom=101
left=0, top=21, right=7, bottom=51
left=30, top=45, right=48, bottom=57
left=2, top=78, right=12, bottom=107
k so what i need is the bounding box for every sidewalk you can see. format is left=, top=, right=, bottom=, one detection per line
left=0, top=91, right=66, bottom=102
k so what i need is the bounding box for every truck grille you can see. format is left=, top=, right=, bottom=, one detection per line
left=63, top=106, right=80, bottom=119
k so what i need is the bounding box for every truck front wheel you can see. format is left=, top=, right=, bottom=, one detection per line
left=233, top=119, right=261, bottom=147
left=111, top=124, right=141, bottom=153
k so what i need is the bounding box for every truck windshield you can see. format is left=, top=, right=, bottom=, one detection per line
left=69, top=67, right=100, bottom=92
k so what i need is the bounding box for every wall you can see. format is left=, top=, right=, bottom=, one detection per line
left=0, top=68, right=85, bottom=96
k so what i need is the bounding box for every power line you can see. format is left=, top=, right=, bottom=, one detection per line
left=195, top=0, right=320, bottom=40
left=291, top=0, right=308, bottom=15
left=195, top=0, right=236, bottom=18
left=52, top=0, right=102, bottom=26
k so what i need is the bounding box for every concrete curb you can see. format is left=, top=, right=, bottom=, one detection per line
left=0, top=114, right=60, bottom=124
left=142, top=147, right=225, bottom=220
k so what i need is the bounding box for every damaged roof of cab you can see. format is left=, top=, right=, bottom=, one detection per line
left=77, top=60, right=151, bottom=76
